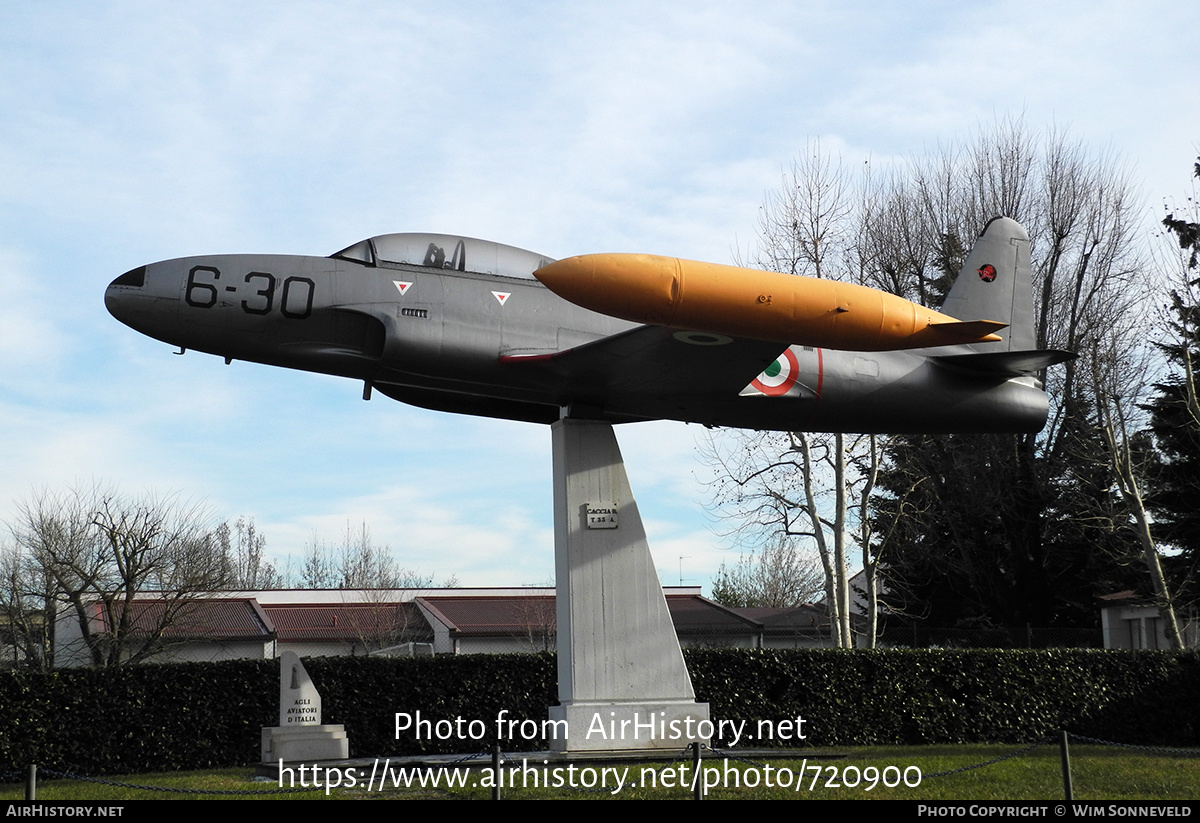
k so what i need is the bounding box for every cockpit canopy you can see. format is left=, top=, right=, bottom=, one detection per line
left=332, top=233, right=554, bottom=280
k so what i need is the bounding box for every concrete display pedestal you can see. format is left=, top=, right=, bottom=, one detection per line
left=261, top=725, right=349, bottom=763
left=548, top=419, right=709, bottom=752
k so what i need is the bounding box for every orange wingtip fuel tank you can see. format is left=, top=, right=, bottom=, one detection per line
left=534, top=254, right=1005, bottom=352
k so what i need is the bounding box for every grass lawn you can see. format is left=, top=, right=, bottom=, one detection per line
left=1, top=745, right=1195, bottom=800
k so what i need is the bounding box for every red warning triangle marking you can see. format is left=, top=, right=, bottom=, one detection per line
left=492, top=291, right=510, bottom=306
left=393, top=280, right=412, bottom=296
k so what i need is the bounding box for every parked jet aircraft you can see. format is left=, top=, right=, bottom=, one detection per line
left=105, top=217, right=1072, bottom=433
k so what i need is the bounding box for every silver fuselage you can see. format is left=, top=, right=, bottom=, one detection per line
left=105, top=246, right=1049, bottom=434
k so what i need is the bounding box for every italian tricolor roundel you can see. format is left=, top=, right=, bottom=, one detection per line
left=751, top=349, right=800, bottom=396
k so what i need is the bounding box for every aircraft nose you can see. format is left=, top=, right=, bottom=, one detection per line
left=105, top=265, right=147, bottom=323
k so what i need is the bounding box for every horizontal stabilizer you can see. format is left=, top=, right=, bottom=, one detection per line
left=932, top=349, right=1077, bottom=377
left=924, top=318, right=1008, bottom=344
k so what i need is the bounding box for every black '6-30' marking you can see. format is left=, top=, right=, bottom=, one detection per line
left=186, top=266, right=313, bottom=319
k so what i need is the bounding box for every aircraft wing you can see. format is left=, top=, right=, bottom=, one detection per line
left=501, top=325, right=789, bottom=398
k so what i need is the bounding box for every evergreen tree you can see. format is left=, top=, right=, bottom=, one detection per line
left=1145, top=159, right=1200, bottom=606
left=875, top=423, right=1143, bottom=634
left=1146, top=292, right=1200, bottom=609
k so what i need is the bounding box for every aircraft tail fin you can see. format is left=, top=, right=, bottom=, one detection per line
left=939, top=216, right=1037, bottom=352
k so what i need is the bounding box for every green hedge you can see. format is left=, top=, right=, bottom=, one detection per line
left=0, top=650, right=1194, bottom=776
left=0, top=658, right=277, bottom=776
left=686, top=649, right=1200, bottom=748
left=303, top=654, right=557, bottom=757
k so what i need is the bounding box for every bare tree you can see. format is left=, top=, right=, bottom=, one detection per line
left=852, top=434, right=885, bottom=647
left=83, top=490, right=223, bottom=666
left=703, top=426, right=876, bottom=646
left=710, top=542, right=824, bottom=609
left=1087, top=336, right=1186, bottom=648
left=9, top=485, right=110, bottom=668
left=297, top=534, right=337, bottom=589
left=8, top=484, right=224, bottom=667
left=511, top=595, right=556, bottom=652
left=334, top=522, right=397, bottom=589
left=748, top=140, right=854, bottom=280
left=216, top=517, right=281, bottom=589
left=293, top=521, right=456, bottom=589
left=0, top=538, right=54, bottom=669
left=289, top=521, right=457, bottom=654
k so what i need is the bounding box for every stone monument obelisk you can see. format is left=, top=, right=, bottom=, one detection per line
left=261, top=651, right=349, bottom=764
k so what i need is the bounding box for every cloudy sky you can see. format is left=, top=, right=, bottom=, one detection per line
left=1, top=2, right=1196, bottom=591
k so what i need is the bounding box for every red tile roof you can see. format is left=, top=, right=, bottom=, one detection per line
left=417, top=596, right=555, bottom=636
left=665, top=594, right=760, bottom=631
left=92, top=598, right=273, bottom=640
left=261, top=602, right=432, bottom=642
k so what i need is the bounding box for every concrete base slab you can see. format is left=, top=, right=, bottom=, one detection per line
left=261, top=724, right=349, bottom=763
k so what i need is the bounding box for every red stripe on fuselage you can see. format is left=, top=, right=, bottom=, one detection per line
left=816, top=348, right=823, bottom=398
